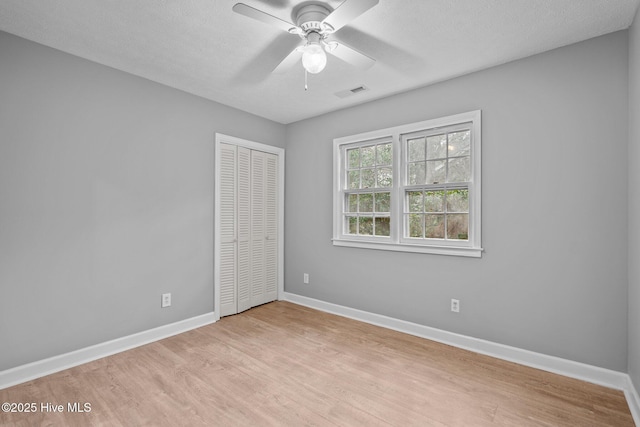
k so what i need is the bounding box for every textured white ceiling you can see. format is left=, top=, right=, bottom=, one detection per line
left=0, top=0, right=638, bottom=124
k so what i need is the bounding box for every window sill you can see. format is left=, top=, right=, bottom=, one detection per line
left=332, top=238, right=483, bottom=258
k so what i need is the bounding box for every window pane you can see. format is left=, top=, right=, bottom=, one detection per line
left=427, top=134, right=447, bottom=160
left=407, top=191, right=423, bottom=213
left=359, top=216, right=373, bottom=235
left=425, top=191, right=445, bottom=212
left=374, top=217, right=390, bottom=236
left=447, top=214, right=469, bottom=240
left=348, top=194, right=358, bottom=212
left=348, top=170, right=360, bottom=189
left=361, top=146, right=375, bottom=167
left=408, top=162, right=425, bottom=185
left=408, top=214, right=424, bottom=238
left=446, top=189, right=469, bottom=212
left=348, top=148, right=360, bottom=169
left=377, top=143, right=392, bottom=165
left=375, top=192, right=391, bottom=212
left=447, top=157, right=470, bottom=183
left=408, top=138, right=425, bottom=161
left=426, top=160, right=446, bottom=184
left=361, top=168, right=375, bottom=188
left=359, top=193, right=373, bottom=212
left=448, top=131, right=470, bottom=157
left=376, top=167, right=392, bottom=187
left=347, top=216, right=358, bottom=234
left=425, top=214, right=445, bottom=238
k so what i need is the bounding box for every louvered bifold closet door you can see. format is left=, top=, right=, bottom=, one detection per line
left=236, top=147, right=252, bottom=314
left=218, top=141, right=279, bottom=318
left=218, top=143, right=237, bottom=317
left=264, top=152, right=278, bottom=303
left=250, top=151, right=267, bottom=307
left=249, top=150, right=278, bottom=307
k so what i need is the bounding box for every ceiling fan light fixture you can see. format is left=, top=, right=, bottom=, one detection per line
left=301, top=41, right=327, bottom=74
left=232, top=1, right=379, bottom=76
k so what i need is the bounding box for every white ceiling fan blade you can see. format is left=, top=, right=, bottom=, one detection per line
left=232, top=3, right=298, bottom=34
left=329, top=42, right=375, bottom=69
left=322, top=0, right=379, bottom=33
left=273, top=47, right=303, bottom=74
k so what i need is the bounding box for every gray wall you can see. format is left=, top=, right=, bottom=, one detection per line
left=0, top=25, right=635, bottom=378
left=0, top=31, right=285, bottom=371
left=285, top=31, right=629, bottom=371
left=629, top=7, right=640, bottom=393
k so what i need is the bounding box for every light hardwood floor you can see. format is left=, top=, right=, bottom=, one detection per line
left=0, top=301, right=634, bottom=426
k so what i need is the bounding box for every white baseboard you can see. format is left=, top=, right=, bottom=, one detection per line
left=283, top=292, right=639, bottom=425
left=626, top=376, right=640, bottom=425
left=0, top=312, right=216, bottom=390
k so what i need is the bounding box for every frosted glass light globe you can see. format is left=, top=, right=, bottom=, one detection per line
left=301, top=43, right=327, bottom=74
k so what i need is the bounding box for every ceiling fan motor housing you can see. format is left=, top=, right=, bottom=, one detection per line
left=296, top=4, right=332, bottom=33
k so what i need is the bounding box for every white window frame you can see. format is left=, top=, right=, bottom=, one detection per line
left=332, top=110, right=482, bottom=257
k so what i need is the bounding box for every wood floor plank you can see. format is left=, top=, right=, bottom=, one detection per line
left=0, top=301, right=634, bottom=426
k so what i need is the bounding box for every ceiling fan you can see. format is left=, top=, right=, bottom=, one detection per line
left=232, top=0, right=379, bottom=75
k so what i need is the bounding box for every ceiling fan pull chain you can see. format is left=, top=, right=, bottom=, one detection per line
left=305, top=69, right=308, bottom=91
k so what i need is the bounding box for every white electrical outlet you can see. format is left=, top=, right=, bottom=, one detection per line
left=162, top=293, right=171, bottom=308
left=451, top=298, right=460, bottom=313
left=303, top=273, right=309, bottom=284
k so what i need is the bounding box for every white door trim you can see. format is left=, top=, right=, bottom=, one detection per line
left=214, top=134, right=285, bottom=320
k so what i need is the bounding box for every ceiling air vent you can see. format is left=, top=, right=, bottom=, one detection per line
left=335, top=85, right=369, bottom=98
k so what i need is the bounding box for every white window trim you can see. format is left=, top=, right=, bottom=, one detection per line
left=332, top=110, right=482, bottom=258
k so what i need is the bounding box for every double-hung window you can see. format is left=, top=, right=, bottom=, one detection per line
left=333, top=111, right=482, bottom=257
